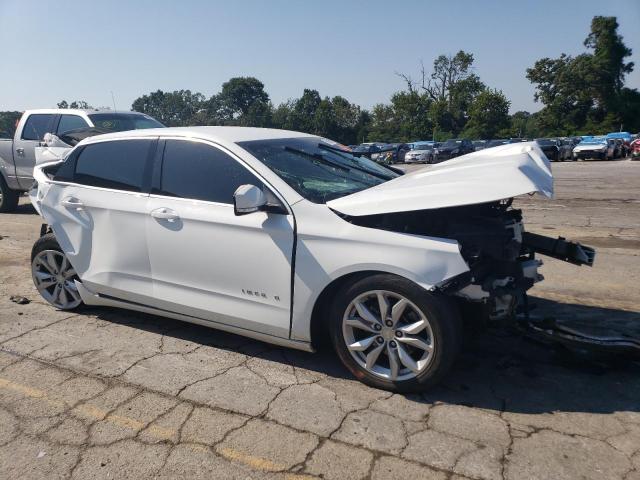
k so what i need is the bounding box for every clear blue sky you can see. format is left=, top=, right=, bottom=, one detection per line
left=1, top=0, right=638, bottom=114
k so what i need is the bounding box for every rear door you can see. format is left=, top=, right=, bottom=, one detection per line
left=146, top=138, right=295, bottom=338
left=42, top=138, right=156, bottom=301
left=14, top=113, right=56, bottom=188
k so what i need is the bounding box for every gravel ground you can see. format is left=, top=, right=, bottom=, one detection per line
left=0, top=158, right=638, bottom=479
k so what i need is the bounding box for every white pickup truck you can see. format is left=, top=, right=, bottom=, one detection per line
left=0, top=109, right=163, bottom=212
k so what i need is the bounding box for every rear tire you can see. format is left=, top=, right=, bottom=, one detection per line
left=0, top=176, right=19, bottom=213
left=329, top=274, right=462, bottom=392
left=31, top=233, right=83, bottom=310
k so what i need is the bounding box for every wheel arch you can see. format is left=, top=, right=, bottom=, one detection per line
left=309, top=269, right=420, bottom=350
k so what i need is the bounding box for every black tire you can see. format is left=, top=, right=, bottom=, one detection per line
left=31, top=233, right=84, bottom=310
left=329, top=274, right=462, bottom=392
left=0, top=175, right=20, bottom=213
left=31, top=233, right=60, bottom=262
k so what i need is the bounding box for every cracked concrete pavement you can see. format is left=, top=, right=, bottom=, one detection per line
left=0, top=159, right=639, bottom=479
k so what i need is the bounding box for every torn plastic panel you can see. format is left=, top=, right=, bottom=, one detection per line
left=520, top=316, right=640, bottom=358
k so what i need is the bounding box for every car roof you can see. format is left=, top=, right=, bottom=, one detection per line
left=23, top=108, right=149, bottom=117
left=80, top=126, right=316, bottom=145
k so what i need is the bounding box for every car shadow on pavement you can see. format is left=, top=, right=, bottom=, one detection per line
left=84, top=295, right=639, bottom=416
left=10, top=200, right=37, bottom=215
left=423, top=296, right=640, bottom=415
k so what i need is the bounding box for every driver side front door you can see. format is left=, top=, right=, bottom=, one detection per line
left=145, top=138, right=295, bottom=338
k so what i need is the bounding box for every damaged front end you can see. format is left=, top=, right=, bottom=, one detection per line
left=343, top=200, right=596, bottom=322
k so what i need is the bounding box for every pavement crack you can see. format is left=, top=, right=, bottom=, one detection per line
left=0, top=314, right=78, bottom=346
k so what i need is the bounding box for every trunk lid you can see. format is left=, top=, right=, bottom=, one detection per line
left=327, top=142, right=553, bottom=216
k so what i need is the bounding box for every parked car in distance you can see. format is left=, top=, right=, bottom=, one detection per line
left=572, top=137, right=615, bottom=160
left=0, top=109, right=164, bottom=212
left=630, top=138, right=640, bottom=159
left=434, top=139, right=474, bottom=161
left=535, top=138, right=562, bottom=161
left=481, top=139, right=508, bottom=150
left=612, top=138, right=626, bottom=158
left=472, top=140, right=488, bottom=151
left=558, top=138, right=576, bottom=161
left=352, top=143, right=384, bottom=160
left=29, top=129, right=596, bottom=392
left=606, top=132, right=632, bottom=157
left=389, top=143, right=412, bottom=163
left=405, top=142, right=435, bottom=163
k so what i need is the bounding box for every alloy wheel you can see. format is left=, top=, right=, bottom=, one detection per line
left=342, top=290, right=435, bottom=381
left=31, top=249, right=82, bottom=309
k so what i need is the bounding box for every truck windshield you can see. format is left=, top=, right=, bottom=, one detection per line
left=238, top=137, right=400, bottom=203
left=88, top=113, right=164, bottom=132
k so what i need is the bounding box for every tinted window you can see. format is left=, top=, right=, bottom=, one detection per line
left=158, top=140, right=262, bottom=204
left=88, top=113, right=164, bottom=132
left=74, top=140, right=152, bottom=192
left=21, top=114, right=55, bottom=141
left=57, top=115, right=89, bottom=135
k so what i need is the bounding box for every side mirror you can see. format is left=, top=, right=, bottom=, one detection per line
left=233, top=184, right=267, bottom=216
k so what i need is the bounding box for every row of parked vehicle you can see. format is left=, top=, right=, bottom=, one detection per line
left=353, top=132, right=638, bottom=165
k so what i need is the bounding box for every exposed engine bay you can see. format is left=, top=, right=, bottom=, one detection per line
left=341, top=199, right=596, bottom=321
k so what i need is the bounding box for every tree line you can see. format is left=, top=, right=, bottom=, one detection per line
left=1, top=16, right=637, bottom=144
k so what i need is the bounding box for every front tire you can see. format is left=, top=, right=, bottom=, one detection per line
left=329, top=274, right=461, bottom=392
left=31, top=233, right=83, bottom=310
left=0, top=176, right=20, bottom=213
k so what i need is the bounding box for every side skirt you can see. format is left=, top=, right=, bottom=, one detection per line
left=75, top=281, right=315, bottom=353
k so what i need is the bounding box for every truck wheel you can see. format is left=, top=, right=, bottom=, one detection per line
left=329, top=274, right=461, bottom=392
left=0, top=176, right=20, bottom=213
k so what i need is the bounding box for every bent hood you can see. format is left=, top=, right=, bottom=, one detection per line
left=327, top=142, right=553, bottom=216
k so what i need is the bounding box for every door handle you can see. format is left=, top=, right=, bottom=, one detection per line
left=16, top=148, right=24, bottom=156
left=150, top=207, right=179, bottom=222
left=61, top=198, right=84, bottom=210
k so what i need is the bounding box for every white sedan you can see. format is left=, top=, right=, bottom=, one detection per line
left=29, top=127, right=594, bottom=392
left=404, top=148, right=434, bottom=164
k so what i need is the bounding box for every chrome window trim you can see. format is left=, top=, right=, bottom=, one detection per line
left=48, top=135, right=293, bottom=215
left=154, top=136, right=293, bottom=215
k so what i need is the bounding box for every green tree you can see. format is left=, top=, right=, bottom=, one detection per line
left=398, top=51, right=484, bottom=137
left=271, top=91, right=364, bottom=144
left=0, top=111, right=22, bottom=137
left=462, top=89, right=511, bottom=139
left=57, top=100, right=92, bottom=109
left=585, top=16, right=634, bottom=104
left=131, top=90, right=205, bottom=126
left=367, top=103, right=399, bottom=142
left=527, top=16, right=637, bottom=134
left=508, top=111, right=542, bottom=139
left=217, top=77, right=272, bottom=126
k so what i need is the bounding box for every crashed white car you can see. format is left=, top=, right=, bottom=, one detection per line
left=29, top=127, right=595, bottom=392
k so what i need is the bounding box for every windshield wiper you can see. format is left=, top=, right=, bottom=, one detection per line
left=317, top=143, right=397, bottom=180
left=284, top=146, right=350, bottom=172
